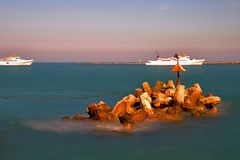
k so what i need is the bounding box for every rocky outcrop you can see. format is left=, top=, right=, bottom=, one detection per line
left=61, top=80, right=222, bottom=127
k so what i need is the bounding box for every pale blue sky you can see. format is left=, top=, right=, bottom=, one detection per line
left=0, top=0, right=240, bottom=61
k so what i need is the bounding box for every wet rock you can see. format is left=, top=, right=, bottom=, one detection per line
left=201, top=96, right=221, bottom=108
left=87, top=101, right=112, bottom=120
left=61, top=116, right=72, bottom=121
left=142, top=82, right=152, bottom=96
left=208, top=107, right=218, bottom=113
left=131, top=109, right=147, bottom=121
left=150, top=107, right=182, bottom=121
left=118, top=113, right=134, bottom=125
left=72, top=113, right=86, bottom=120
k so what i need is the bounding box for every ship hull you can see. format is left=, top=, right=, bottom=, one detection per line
left=0, top=60, right=33, bottom=66
left=146, top=59, right=205, bottom=66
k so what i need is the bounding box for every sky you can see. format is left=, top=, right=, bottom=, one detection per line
left=0, top=0, right=240, bottom=62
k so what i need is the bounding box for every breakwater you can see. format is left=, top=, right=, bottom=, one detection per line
left=77, top=61, right=240, bottom=65
left=62, top=80, right=221, bottom=129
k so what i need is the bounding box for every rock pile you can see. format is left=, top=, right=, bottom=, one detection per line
left=62, top=80, right=221, bottom=128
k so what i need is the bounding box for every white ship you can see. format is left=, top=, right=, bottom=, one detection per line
left=146, top=52, right=205, bottom=66
left=0, top=55, right=33, bottom=66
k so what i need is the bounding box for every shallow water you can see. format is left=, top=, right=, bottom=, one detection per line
left=0, top=63, right=240, bottom=160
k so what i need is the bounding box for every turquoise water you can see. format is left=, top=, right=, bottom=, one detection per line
left=0, top=63, right=240, bottom=160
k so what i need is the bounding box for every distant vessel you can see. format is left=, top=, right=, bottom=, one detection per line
left=0, top=55, right=33, bottom=66
left=146, top=52, right=205, bottom=66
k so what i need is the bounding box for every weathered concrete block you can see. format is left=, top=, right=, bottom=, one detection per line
left=112, top=100, right=127, bottom=118
left=142, top=82, right=152, bottom=96
left=174, top=85, right=185, bottom=105
left=166, top=80, right=176, bottom=89
left=201, top=96, right=221, bottom=107
left=123, top=94, right=136, bottom=106
left=131, top=109, right=147, bottom=121
left=165, top=88, right=176, bottom=97
left=135, top=88, right=143, bottom=97
left=153, top=80, right=163, bottom=92
left=140, top=92, right=154, bottom=115
left=189, top=83, right=205, bottom=106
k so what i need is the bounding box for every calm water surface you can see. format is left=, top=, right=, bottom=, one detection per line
left=0, top=63, right=240, bottom=160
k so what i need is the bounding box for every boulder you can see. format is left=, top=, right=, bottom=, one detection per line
left=140, top=92, right=154, bottom=115
left=153, top=80, right=163, bottom=92
left=61, top=116, right=72, bottom=121
left=201, top=96, right=221, bottom=106
left=142, top=82, right=152, bottom=96
left=87, top=103, right=99, bottom=118
left=165, top=88, right=176, bottom=97
left=166, top=80, right=176, bottom=89
left=72, top=113, right=86, bottom=120
left=112, top=94, right=137, bottom=118
left=174, top=85, right=185, bottom=105
left=112, top=100, right=128, bottom=118
left=118, top=113, right=134, bottom=125
left=201, top=96, right=221, bottom=109
left=131, top=109, right=147, bottom=121
left=189, top=83, right=205, bottom=106
left=152, top=93, right=172, bottom=107
left=135, top=88, right=143, bottom=97
left=123, top=94, right=136, bottom=106
left=97, top=101, right=112, bottom=112
left=87, top=101, right=112, bottom=120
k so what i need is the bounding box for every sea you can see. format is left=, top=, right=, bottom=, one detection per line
left=0, top=63, right=240, bottom=160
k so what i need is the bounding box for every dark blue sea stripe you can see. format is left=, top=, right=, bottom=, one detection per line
left=0, top=92, right=128, bottom=101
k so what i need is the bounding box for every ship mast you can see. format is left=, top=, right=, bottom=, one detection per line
left=155, top=51, right=160, bottom=58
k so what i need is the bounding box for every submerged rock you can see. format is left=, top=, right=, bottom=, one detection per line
left=61, top=116, right=72, bottom=121
left=72, top=113, right=87, bottom=120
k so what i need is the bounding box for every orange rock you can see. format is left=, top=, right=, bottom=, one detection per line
left=174, top=85, right=185, bottom=105
left=201, top=96, right=221, bottom=106
left=140, top=92, right=154, bottom=115
left=165, top=88, right=176, bottom=97
left=153, top=80, right=163, bottom=92
left=210, top=107, right=218, bottom=113
left=131, top=109, right=147, bottom=121
left=72, top=113, right=86, bottom=120
left=126, top=102, right=137, bottom=115
left=112, top=100, right=128, bottom=118
left=61, top=116, right=72, bottom=121
left=189, top=83, right=205, bottom=106
left=142, top=82, right=152, bottom=96
left=166, top=80, right=176, bottom=89
left=135, top=88, right=143, bottom=97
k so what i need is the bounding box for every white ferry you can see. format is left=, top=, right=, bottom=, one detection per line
left=146, top=52, right=205, bottom=66
left=0, top=55, right=33, bottom=66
